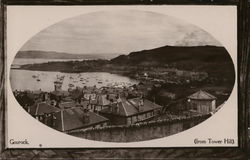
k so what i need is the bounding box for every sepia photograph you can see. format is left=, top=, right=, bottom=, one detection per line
left=6, top=5, right=238, bottom=148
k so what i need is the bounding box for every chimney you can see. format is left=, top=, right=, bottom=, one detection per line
left=55, top=100, right=60, bottom=108
left=83, top=109, right=90, bottom=124
left=138, top=98, right=144, bottom=112
left=43, top=113, right=49, bottom=125
left=51, top=113, right=57, bottom=127
left=51, top=100, right=56, bottom=107
left=116, top=103, right=119, bottom=113
left=111, top=103, right=119, bottom=114
left=110, top=99, right=114, bottom=112
left=43, top=93, right=50, bottom=102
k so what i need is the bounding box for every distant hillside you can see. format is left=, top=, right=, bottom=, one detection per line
left=18, top=45, right=235, bottom=83
left=111, top=45, right=231, bottom=65
left=111, top=45, right=234, bottom=74
left=16, top=50, right=118, bottom=60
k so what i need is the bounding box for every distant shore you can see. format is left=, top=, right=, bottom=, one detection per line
left=17, top=60, right=136, bottom=80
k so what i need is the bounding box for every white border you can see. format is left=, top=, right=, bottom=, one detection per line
left=6, top=5, right=237, bottom=148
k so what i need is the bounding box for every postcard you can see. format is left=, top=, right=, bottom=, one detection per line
left=6, top=5, right=237, bottom=148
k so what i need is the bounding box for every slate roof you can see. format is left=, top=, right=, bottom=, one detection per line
left=53, top=107, right=108, bottom=132
left=58, top=100, right=90, bottom=109
left=128, top=98, right=162, bottom=111
left=187, top=90, right=216, bottom=100
left=59, top=101, right=77, bottom=109
left=90, top=94, right=110, bottom=106
left=90, top=94, right=119, bottom=106
left=28, top=103, right=37, bottom=115
left=28, top=102, right=60, bottom=116
left=100, top=98, right=162, bottom=117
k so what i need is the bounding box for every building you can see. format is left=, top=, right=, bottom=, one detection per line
left=89, top=94, right=120, bottom=112
left=83, top=91, right=96, bottom=101
left=99, top=97, right=163, bottom=125
left=50, top=90, right=70, bottom=98
left=58, top=101, right=78, bottom=109
left=50, top=80, right=70, bottom=100
left=51, top=107, right=109, bottom=132
left=101, top=87, right=124, bottom=95
left=57, top=99, right=90, bottom=109
left=27, top=101, right=108, bottom=132
left=187, top=90, right=216, bottom=114
left=26, top=101, right=60, bottom=121
left=54, top=80, right=63, bottom=91
left=135, top=82, right=153, bottom=97
left=80, top=86, right=100, bottom=101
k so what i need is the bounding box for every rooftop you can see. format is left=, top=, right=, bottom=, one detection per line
left=100, top=97, right=162, bottom=117
left=28, top=102, right=60, bottom=116
left=90, top=94, right=120, bottom=106
left=187, top=90, right=216, bottom=100
left=53, top=107, right=108, bottom=132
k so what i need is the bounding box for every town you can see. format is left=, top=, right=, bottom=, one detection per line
left=13, top=72, right=220, bottom=136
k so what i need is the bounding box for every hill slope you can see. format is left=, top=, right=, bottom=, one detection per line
left=111, top=45, right=234, bottom=76
left=16, top=50, right=117, bottom=60
left=111, top=45, right=232, bottom=65
left=18, top=45, right=235, bottom=82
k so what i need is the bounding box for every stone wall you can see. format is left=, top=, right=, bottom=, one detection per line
left=68, top=114, right=211, bottom=142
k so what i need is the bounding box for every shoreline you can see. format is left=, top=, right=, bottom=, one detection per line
left=11, top=66, right=233, bottom=109
left=11, top=68, right=134, bottom=78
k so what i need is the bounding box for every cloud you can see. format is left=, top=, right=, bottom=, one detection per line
left=21, top=10, right=221, bottom=55
left=174, top=30, right=221, bottom=46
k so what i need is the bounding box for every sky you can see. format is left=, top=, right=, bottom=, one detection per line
left=21, top=10, right=221, bottom=55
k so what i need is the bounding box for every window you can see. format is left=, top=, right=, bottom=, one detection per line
left=132, top=116, right=137, bottom=123
left=127, top=118, right=132, bottom=125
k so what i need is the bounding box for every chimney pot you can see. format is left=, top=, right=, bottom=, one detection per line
left=83, top=109, right=90, bottom=123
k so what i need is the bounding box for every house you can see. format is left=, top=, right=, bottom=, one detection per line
left=135, top=82, right=153, bottom=97
left=50, top=79, right=69, bottom=98
left=99, top=97, right=163, bottom=125
left=58, top=99, right=90, bottom=109
left=101, top=87, right=124, bottom=95
left=51, top=90, right=70, bottom=98
left=24, top=90, right=43, bottom=101
left=26, top=102, right=60, bottom=121
left=187, top=90, right=216, bottom=114
left=27, top=101, right=108, bottom=132
left=89, top=94, right=120, bottom=112
left=14, top=91, right=36, bottom=107
left=81, top=86, right=99, bottom=100
left=51, top=107, right=109, bottom=132
left=83, top=90, right=96, bottom=101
